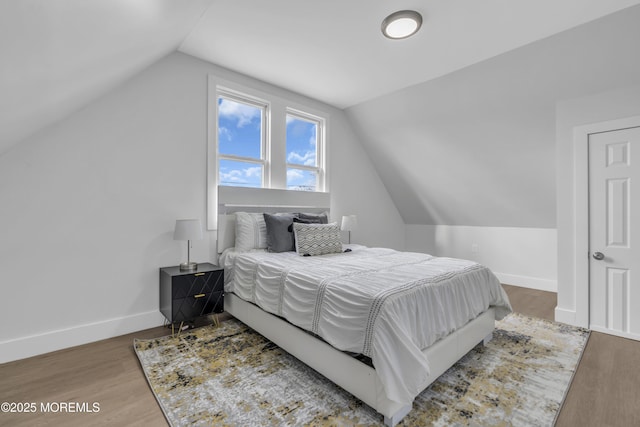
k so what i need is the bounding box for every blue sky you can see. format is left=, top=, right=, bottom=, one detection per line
left=218, top=97, right=318, bottom=190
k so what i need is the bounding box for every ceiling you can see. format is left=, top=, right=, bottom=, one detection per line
left=2, top=0, right=640, bottom=155
left=0, top=0, right=213, bottom=154
left=179, top=0, right=640, bottom=108
left=346, top=3, right=640, bottom=227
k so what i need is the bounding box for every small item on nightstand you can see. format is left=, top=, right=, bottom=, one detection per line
left=173, top=219, right=203, bottom=271
left=341, top=215, right=358, bottom=244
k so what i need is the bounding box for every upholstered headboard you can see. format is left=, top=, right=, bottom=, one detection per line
left=217, top=186, right=331, bottom=253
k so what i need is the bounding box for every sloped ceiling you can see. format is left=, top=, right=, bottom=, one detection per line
left=178, top=0, right=640, bottom=109
left=0, top=0, right=213, bottom=154
left=345, top=5, right=640, bottom=227
left=2, top=0, right=640, bottom=156
left=2, top=1, right=640, bottom=229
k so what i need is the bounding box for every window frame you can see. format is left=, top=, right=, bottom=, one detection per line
left=285, top=108, right=325, bottom=192
left=216, top=89, right=270, bottom=189
left=207, top=76, right=328, bottom=230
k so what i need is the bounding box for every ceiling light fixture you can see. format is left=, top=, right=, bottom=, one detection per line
left=381, top=10, right=423, bottom=40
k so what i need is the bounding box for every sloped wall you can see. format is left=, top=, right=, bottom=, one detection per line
left=346, top=5, right=640, bottom=229
left=0, top=52, right=404, bottom=362
left=346, top=6, right=640, bottom=293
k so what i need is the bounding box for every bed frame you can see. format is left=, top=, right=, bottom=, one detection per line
left=217, top=186, right=495, bottom=426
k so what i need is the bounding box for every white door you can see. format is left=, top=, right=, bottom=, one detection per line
left=589, top=126, right=640, bottom=339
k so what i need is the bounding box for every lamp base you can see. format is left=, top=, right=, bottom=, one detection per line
left=179, top=262, right=198, bottom=271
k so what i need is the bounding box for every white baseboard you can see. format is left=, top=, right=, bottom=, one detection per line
left=554, top=306, right=579, bottom=326
left=0, top=310, right=165, bottom=364
left=494, top=272, right=557, bottom=293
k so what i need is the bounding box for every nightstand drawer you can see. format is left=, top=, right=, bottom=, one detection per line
left=171, top=291, right=224, bottom=323
left=171, top=271, right=222, bottom=298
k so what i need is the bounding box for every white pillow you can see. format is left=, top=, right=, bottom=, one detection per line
left=235, top=212, right=268, bottom=252
left=293, top=222, right=343, bottom=256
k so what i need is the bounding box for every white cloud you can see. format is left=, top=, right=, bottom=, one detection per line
left=287, top=168, right=316, bottom=191
left=245, top=166, right=262, bottom=178
left=287, top=168, right=304, bottom=181
left=219, top=169, right=245, bottom=183
left=309, top=134, right=317, bottom=148
left=219, top=99, right=260, bottom=128
left=218, top=126, right=231, bottom=141
left=287, top=150, right=316, bottom=166
left=220, top=165, right=263, bottom=185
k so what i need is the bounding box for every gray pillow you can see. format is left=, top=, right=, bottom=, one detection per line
left=297, top=212, right=328, bottom=224
left=263, top=213, right=298, bottom=252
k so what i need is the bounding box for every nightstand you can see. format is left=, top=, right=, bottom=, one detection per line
left=159, top=262, right=224, bottom=327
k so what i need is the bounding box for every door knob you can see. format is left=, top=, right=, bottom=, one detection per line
left=592, top=252, right=605, bottom=260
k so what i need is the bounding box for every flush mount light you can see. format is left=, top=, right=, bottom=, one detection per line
left=381, top=10, right=422, bottom=39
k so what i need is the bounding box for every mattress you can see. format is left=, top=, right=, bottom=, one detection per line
left=220, top=245, right=512, bottom=404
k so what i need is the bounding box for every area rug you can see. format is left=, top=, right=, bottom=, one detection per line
left=134, top=313, right=589, bottom=426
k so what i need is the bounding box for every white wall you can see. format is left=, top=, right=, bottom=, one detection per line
left=345, top=58, right=557, bottom=228
left=406, top=225, right=557, bottom=292
left=0, top=52, right=404, bottom=363
left=346, top=5, right=640, bottom=232
left=329, top=111, right=405, bottom=250
left=556, top=84, right=640, bottom=326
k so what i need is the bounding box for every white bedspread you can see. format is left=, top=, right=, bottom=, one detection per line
left=220, top=245, right=512, bottom=404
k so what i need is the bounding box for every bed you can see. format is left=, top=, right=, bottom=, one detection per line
left=216, top=186, right=512, bottom=426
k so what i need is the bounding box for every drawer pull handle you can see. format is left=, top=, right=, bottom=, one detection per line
left=194, top=273, right=205, bottom=277
left=194, top=293, right=206, bottom=298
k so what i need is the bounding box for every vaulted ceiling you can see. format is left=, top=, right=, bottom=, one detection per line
left=3, top=1, right=640, bottom=228
left=2, top=0, right=639, bottom=155
left=179, top=0, right=640, bottom=109
left=346, top=3, right=640, bottom=227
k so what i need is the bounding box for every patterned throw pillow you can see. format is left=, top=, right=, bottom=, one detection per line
left=293, top=222, right=342, bottom=256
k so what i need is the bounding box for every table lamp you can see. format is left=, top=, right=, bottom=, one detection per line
left=341, top=215, right=358, bottom=244
left=173, top=219, right=203, bottom=271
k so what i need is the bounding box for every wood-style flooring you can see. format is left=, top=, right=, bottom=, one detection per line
left=0, top=285, right=638, bottom=426
left=502, top=284, right=640, bottom=427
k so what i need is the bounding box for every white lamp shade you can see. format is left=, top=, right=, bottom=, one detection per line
left=341, top=215, right=358, bottom=231
left=173, top=219, right=203, bottom=241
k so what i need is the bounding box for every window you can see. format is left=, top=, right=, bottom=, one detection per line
left=286, top=111, right=323, bottom=191
left=217, top=93, right=267, bottom=188
left=208, top=77, right=328, bottom=229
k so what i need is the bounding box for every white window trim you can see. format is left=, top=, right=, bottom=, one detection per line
left=286, top=108, right=325, bottom=192
left=216, top=88, right=270, bottom=188
left=207, top=75, right=329, bottom=230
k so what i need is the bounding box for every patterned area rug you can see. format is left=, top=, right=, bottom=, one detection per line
left=134, top=313, right=589, bottom=426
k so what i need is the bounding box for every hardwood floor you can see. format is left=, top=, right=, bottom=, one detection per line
left=503, top=284, right=640, bottom=427
left=556, top=331, right=640, bottom=427
left=501, top=284, right=557, bottom=321
left=0, top=324, right=169, bottom=427
left=0, top=286, right=638, bottom=426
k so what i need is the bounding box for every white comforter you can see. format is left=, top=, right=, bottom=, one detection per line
left=220, top=245, right=512, bottom=404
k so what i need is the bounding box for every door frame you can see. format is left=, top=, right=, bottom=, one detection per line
left=574, top=115, right=640, bottom=329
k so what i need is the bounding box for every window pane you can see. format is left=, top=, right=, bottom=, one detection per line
left=219, top=159, right=263, bottom=188
left=286, top=115, right=317, bottom=167
left=287, top=168, right=317, bottom=191
left=218, top=97, right=262, bottom=159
